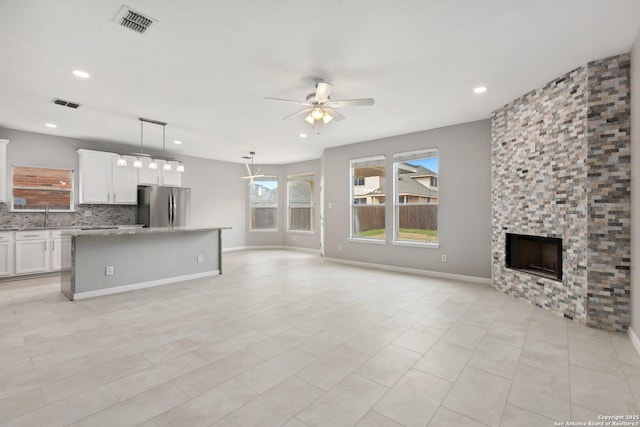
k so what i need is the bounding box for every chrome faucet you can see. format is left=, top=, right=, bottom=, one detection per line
left=44, top=205, right=49, bottom=228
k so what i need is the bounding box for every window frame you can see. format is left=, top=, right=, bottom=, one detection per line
left=392, top=149, right=439, bottom=248
left=10, top=165, right=75, bottom=212
left=349, top=155, right=386, bottom=244
left=248, top=175, right=279, bottom=232
left=287, top=172, right=316, bottom=234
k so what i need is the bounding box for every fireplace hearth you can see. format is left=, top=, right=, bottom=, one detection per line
left=505, top=233, right=562, bottom=281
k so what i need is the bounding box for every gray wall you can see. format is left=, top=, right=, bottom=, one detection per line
left=243, top=159, right=322, bottom=251
left=631, top=31, right=640, bottom=336
left=322, top=120, right=492, bottom=279
left=0, top=127, right=246, bottom=249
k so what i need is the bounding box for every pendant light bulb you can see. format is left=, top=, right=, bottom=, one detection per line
left=133, top=157, right=143, bottom=168
left=148, top=159, right=158, bottom=170
left=163, top=162, right=172, bottom=171
left=311, top=108, right=323, bottom=120
left=116, top=155, right=127, bottom=167
left=176, top=162, right=185, bottom=173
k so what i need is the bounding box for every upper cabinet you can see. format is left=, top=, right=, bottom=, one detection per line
left=0, top=139, right=7, bottom=203
left=137, top=158, right=181, bottom=187
left=78, top=149, right=137, bottom=204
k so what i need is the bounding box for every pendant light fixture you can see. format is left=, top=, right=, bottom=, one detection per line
left=117, top=118, right=185, bottom=173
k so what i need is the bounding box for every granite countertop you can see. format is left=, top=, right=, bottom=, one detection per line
left=0, top=225, right=144, bottom=232
left=62, top=225, right=231, bottom=237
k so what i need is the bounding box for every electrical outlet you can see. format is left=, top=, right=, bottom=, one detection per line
left=338, top=244, right=343, bottom=251
left=84, top=210, right=92, bottom=217
left=441, top=255, right=447, bottom=262
left=328, top=202, right=332, bottom=209
left=292, top=235, right=296, bottom=241
left=105, top=265, right=114, bottom=275
left=197, top=255, right=203, bottom=263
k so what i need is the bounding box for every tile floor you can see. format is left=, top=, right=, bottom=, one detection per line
left=1, top=249, right=639, bottom=426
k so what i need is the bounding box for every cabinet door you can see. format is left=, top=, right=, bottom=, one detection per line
left=137, top=158, right=160, bottom=185
left=50, top=238, right=62, bottom=271
left=79, top=150, right=112, bottom=204
left=112, top=155, right=138, bottom=204
left=15, top=240, right=49, bottom=274
left=159, top=161, right=181, bottom=187
left=0, top=241, right=13, bottom=276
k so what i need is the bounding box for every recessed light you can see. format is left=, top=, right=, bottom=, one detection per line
left=473, top=86, right=488, bottom=94
left=72, top=70, right=90, bottom=79
left=45, top=123, right=57, bottom=128
left=299, top=133, right=308, bottom=138
left=173, top=140, right=182, bottom=145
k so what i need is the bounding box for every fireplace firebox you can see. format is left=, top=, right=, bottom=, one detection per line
left=505, top=233, right=562, bottom=281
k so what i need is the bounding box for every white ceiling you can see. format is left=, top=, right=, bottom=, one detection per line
left=0, top=1, right=639, bottom=165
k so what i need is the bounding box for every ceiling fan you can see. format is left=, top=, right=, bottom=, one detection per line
left=241, top=151, right=264, bottom=185
left=265, top=78, right=375, bottom=126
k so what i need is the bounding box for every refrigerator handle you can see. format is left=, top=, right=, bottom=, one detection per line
left=168, top=193, right=173, bottom=226
left=172, top=191, right=177, bottom=226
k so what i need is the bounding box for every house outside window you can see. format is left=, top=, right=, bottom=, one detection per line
left=350, top=156, right=385, bottom=240
left=287, top=173, right=315, bottom=232
left=11, top=166, right=74, bottom=211
left=249, top=176, right=278, bottom=231
left=393, top=149, right=439, bottom=245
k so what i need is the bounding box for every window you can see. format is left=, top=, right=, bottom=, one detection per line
left=12, top=166, right=74, bottom=211
left=350, top=156, right=385, bottom=240
left=393, top=149, right=439, bottom=244
left=287, top=173, right=315, bottom=232
left=249, top=176, right=278, bottom=230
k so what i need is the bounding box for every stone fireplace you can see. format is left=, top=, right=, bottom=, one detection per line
left=491, top=54, right=630, bottom=332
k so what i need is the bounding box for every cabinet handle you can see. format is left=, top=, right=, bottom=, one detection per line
left=23, top=234, right=41, bottom=237
left=52, top=240, right=55, bottom=251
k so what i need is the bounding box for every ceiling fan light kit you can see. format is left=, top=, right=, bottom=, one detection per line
left=265, top=78, right=374, bottom=127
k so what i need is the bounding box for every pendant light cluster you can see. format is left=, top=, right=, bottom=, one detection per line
left=116, top=118, right=185, bottom=173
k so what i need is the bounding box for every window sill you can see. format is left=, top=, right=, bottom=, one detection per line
left=9, top=209, right=75, bottom=213
left=392, top=240, right=440, bottom=249
left=348, top=238, right=386, bottom=245
left=287, top=230, right=316, bottom=235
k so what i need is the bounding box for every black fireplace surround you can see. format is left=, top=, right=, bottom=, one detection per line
left=505, top=233, right=563, bottom=281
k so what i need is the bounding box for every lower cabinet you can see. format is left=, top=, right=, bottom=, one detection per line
left=0, top=242, right=13, bottom=276
left=15, top=231, right=50, bottom=274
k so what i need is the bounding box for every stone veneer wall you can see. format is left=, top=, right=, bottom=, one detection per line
left=491, top=54, right=630, bottom=332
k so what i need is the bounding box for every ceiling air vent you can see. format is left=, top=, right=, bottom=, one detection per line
left=113, top=5, right=157, bottom=35
left=53, top=98, right=81, bottom=109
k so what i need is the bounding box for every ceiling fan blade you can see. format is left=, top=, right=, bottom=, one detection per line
left=315, top=82, right=333, bottom=102
left=328, top=98, right=375, bottom=108
left=245, top=163, right=252, bottom=175
left=282, top=108, right=312, bottom=120
left=264, top=97, right=313, bottom=107
left=255, top=167, right=262, bottom=176
left=324, top=107, right=345, bottom=121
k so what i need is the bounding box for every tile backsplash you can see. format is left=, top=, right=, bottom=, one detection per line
left=0, top=203, right=136, bottom=229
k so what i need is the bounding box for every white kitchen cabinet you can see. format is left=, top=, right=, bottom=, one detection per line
left=78, top=150, right=137, bottom=204
left=137, top=158, right=181, bottom=187
left=0, top=232, right=13, bottom=276
left=0, top=139, right=8, bottom=203
left=15, top=230, right=49, bottom=274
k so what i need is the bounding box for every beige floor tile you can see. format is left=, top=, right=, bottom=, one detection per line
left=174, top=350, right=264, bottom=398
left=568, top=322, right=614, bottom=345
left=70, top=382, right=189, bottom=427
left=378, top=310, right=425, bottom=332
left=570, top=365, right=639, bottom=415
left=296, top=374, right=388, bottom=427
left=428, top=406, right=488, bottom=427
left=611, top=334, right=640, bottom=366
left=508, top=364, right=570, bottom=421
left=442, top=366, right=511, bottom=427
left=354, top=410, right=403, bottom=427
left=247, top=327, right=313, bottom=360
left=440, top=322, right=487, bottom=350
left=374, top=369, right=452, bottom=426
left=282, top=418, right=310, bottom=427
left=141, top=379, right=257, bottom=426
left=142, top=331, right=221, bottom=364
left=468, top=338, right=521, bottom=379
left=0, top=388, right=44, bottom=423
left=218, top=376, right=323, bottom=427
left=297, top=345, right=371, bottom=391
left=526, top=318, right=568, bottom=346
left=499, top=404, right=554, bottom=427
left=484, top=320, right=527, bottom=348
left=414, top=340, right=474, bottom=381
left=356, top=344, right=422, bottom=387
left=109, top=350, right=210, bottom=400
left=4, top=384, right=119, bottom=427
left=569, top=338, right=623, bottom=376
left=196, top=329, right=269, bottom=361
left=571, top=403, right=607, bottom=421
left=393, top=325, right=443, bottom=354
left=345, top=325, right=403, bottom=355
left=296, top=327, right=359, bottom=357
left=236, top=347, right=317, bottom=393
left=519, top=338, right=569, bottom=377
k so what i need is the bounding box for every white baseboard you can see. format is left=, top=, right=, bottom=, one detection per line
left=323, top=257, right=491, bottom=285
left=223, top=245, right=321, bottom=254
left=629, top=327, right=640, bottom=357
left=72, top=270, right=220, bottom=300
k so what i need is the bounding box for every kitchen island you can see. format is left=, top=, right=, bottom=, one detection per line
left=60, top=226, right=229, bottom=300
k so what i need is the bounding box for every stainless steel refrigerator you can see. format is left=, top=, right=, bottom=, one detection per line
left=137, top=185, right=191, bottom=227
